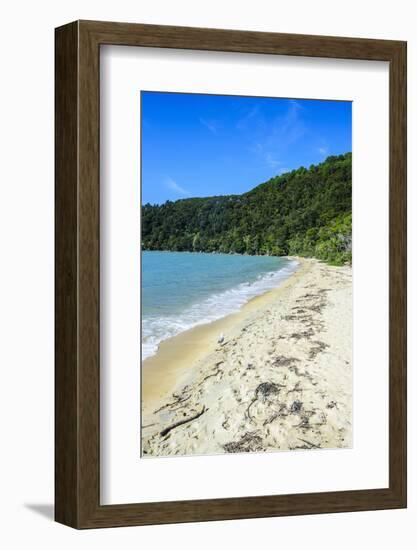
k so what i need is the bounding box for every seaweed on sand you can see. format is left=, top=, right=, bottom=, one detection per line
left=223, top=431, right=264, bottom=453
left=246, top=382, right=283, bottom=421
left=308, top=341, right=329, bottom=359
left=289, top=327, right=315, bottom=340
left=271, top=356, right=299, bottom=368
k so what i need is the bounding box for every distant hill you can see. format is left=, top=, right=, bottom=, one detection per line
left=142, top=152, right=352, bottom=265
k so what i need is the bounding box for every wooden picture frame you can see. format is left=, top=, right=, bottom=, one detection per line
left=55, top=20, right=407, bottom=528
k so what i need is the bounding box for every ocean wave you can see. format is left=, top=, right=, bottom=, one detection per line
left=142, top=259, right=299, bottom=359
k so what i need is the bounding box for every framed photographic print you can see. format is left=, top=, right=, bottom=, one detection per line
left=55, top=20, right=407, bottom=528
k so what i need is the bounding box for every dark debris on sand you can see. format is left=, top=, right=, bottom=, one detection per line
left=223, top=431, right=264, bottom=453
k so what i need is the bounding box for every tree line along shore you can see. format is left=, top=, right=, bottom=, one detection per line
left=142, top=153, right=352, bottom=266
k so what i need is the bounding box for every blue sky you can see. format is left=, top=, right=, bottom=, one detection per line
left=141, top=91, right=351, bottom=205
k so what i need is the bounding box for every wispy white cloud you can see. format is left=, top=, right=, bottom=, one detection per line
left=166, top=177, right=190, bottom=196
left=237, top=99, right=307, bottom=171
left=199, top=117, right=219, bottom=134
left=236, top=105, right=260, bottom=130
left=318, top=146, right=328, bottom=156
left=276, top=99, right=306, bottom=144
left=264, top=152, right=282, bottom=169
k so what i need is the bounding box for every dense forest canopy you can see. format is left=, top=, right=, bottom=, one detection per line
left=142, top=153, right=352, bottom=265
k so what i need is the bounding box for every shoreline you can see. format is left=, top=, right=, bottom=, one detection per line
left=141, top=258, right=303, bottom=414
left=141, top=257, right=352, bottom=457
left=142, top=253, right=298, bottom=361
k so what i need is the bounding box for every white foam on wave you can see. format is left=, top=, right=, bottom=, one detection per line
left=142, top=259, right=299, bottom=359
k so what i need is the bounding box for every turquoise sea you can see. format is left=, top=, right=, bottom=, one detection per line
left=142, top=251, right=298, bottom=359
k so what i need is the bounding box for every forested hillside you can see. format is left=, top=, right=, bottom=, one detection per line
left=142, top=153, right=352, bottom=265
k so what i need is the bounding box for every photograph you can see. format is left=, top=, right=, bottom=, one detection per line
left=140, top=91, right=352, bottom=458
left=0, top=0, right=409, bottom=537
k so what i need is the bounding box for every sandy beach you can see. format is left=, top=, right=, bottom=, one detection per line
left=141, top=258, right=352, bottom=457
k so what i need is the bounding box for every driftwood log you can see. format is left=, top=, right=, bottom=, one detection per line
left=160, top=406, right=206, bottom=437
